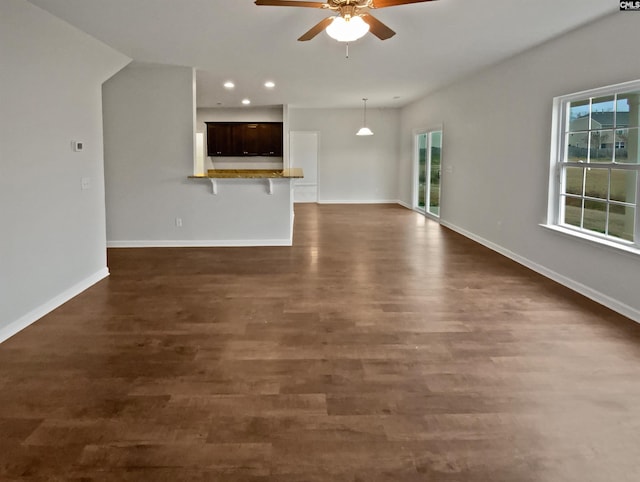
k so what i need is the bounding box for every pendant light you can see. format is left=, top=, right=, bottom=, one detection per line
left=356, top=98, right=373, bottom=136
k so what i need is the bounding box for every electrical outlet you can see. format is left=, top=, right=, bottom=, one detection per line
left=81, top=177, right=91, bottom=190
left=175, top=217, right=182, bottom=227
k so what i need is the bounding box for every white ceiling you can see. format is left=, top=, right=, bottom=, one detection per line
left=28, top=0, right=617, bottom=108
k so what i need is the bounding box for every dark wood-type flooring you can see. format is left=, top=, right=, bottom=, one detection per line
left=1, top=204, right=640, bottom=481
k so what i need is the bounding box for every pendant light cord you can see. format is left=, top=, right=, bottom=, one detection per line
left=363, top=97, right=368, bottom=125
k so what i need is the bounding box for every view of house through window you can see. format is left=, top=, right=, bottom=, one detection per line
left=552, top=82, right=640, bottom=248
left=416, top=130, right=442, bottom=217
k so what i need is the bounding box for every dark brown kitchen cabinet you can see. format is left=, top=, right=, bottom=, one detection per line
left=206, top=123, right=236, bottom=156
left=239, top=124, right=261, bottom=155
left=205, top=122, right=283, bottom=157
left=258, top=123, right=283, bottom=156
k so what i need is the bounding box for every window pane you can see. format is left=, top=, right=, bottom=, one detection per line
left=567, top=133, right=588, bottom=161
left=585, top=168, right=609, bottom=200
left=564, top=167, right=584, bottom=196
left=590, top=96, right=615, bottom=129
left=583, top=200, right=607, bottom=235
left=613, top=128, right=639, bottom=164
left=608, top=205, right=635, bottom=242
left=569, top=100, right=590, bottom=132
left=563, top=196, right=582, bottom=228
left=616, top=92, right=640, bottom=128
left=589, top=130, right=614, bottom=162
left=610, top=169, right=637, bottom=203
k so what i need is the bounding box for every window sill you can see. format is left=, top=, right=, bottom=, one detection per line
left=539, top=224, right=640, bottom=258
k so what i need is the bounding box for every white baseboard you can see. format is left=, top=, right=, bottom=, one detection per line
left=107, top=239, right=292, bottom=248
left=318, top=199, right=399, bottom=205
left=397, top=200, right=412, bottom=210
left=0, top=268, right=110, bottom=344
left=439, top=220, right=640, bottom=324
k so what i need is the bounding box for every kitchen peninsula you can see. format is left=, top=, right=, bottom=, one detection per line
left=188, top=168, right=303, bottom=246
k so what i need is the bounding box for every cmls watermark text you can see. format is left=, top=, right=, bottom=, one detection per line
left=620, top=1, right=640, bottom=10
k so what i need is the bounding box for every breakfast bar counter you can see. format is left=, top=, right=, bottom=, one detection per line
left=190, top=168, right=304, bottom=179
left=187, top=168, right=303, bottom=246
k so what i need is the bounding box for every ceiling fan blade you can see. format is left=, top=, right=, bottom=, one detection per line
left=361, top=14, right=396, bottom=40
left=298, top=17, right=334, bottom=41
left=371, top=0, right=436, bottom=8
left=255, top=0, right=326, bottom=8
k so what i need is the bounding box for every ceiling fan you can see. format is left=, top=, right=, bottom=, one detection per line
left=255, top=0, right=437, bottom=42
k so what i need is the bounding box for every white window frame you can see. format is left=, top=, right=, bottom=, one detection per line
left=547, top=79, right=640, bottom=254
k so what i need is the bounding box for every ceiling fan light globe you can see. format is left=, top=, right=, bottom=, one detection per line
left=356, top=127, right=374, bottom=136
left=326, top=16, right=370, bottom=42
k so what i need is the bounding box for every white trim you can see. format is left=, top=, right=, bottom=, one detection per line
left=559, top=78, right=640, bottom=103
left=0, top=268, right=110, bottom=344
left=318, top=199, right=398, bottom=204
left=397, top=200, right=412, bottom=210
left=440, top=220, right=640, bottom=324
left=540, top=223, right=640, bottom=258
left=107, top=239, right=292, bottom=248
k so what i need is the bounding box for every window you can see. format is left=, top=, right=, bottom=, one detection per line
left=549, top=81, right=640, bottom=249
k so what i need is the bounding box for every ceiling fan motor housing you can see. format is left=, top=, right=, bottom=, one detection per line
left=326, top=0, right=374, bottom=9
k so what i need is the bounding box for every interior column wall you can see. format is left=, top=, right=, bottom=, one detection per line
left=103, top=63, right=292, bottom=246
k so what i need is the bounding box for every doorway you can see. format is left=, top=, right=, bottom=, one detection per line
left=290, top=131, right=319, bottom=203
left=415, top=129, right=442, bottom=217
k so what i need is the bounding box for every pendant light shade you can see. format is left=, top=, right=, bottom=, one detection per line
left=326, top=16, right=370, bottom=43
left=356, top=98, right=373, bottom=136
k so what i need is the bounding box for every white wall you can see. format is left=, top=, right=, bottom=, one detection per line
left=0, top=0, right=129, bottom=341
left=103, top=63, right=292, bottom=246
left=399, top=12, right=640, bottom=321
left=289, top=107, right=400, bottom=203
left=196, top=107, right=284, bottom=170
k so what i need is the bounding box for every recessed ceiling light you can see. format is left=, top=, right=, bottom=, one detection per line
left=223, top=81, right=235, bottom=89
left=264, top=81, right=275, bottom=88
left=241, top=99, right=251, bottom=105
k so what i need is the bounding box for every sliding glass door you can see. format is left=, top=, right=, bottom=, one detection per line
left=415, top=130, right=442, bottom=217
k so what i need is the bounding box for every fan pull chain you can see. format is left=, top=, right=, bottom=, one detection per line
left=346, top=43, right=349, bottom=59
